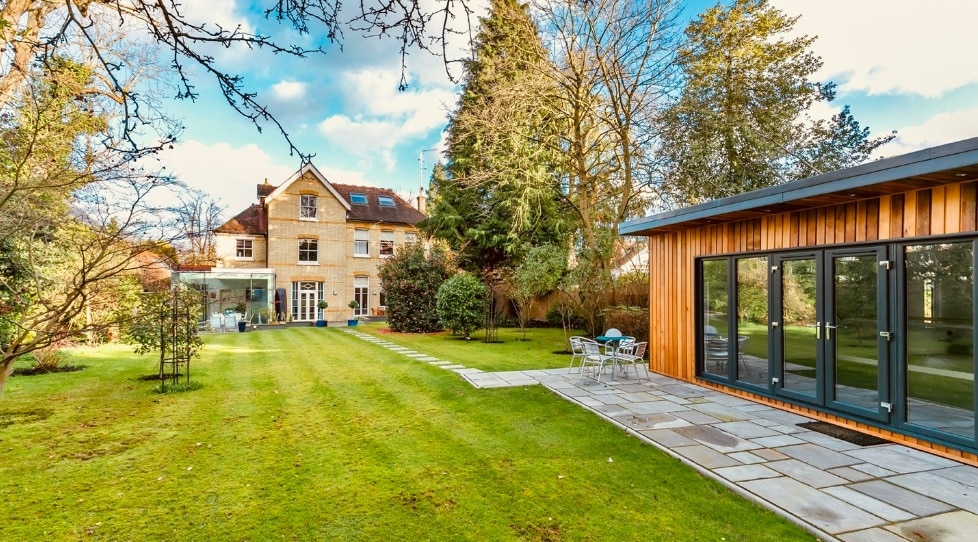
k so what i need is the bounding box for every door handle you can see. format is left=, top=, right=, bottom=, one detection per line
left=825, top=322, right=837, bottom=340
left=805, top=321, right=821, bottom=339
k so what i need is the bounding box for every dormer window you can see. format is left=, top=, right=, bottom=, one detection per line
left=378, top=195, right=395, bottom=207
left=350, top=193, right=367, bottom=205
left=300, top=195, right=317, bottom=219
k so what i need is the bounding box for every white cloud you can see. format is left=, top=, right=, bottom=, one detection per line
left=773, top=0, right=978, bottom=97
left=180, top=0, right=254, bottom=35
left=154, top=139, right=395, bottom=217
left=315, top=69, right=456, bottom=168
left=271, top=81, right=307, bottom=101
left=877, top=107, right=978, bottom=157
left=155, top=140, right=296, bottom=214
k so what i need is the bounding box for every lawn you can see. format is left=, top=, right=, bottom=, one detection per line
left=0, top=328, right=812, bottom=541
left=355, top=322, right=579, bottom=372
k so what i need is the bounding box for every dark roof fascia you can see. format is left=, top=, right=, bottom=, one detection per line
left=619, top=137, right=978, bottom=236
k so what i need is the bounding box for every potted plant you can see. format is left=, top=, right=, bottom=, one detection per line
left=347, top=300, right=359, bottom=326
left=231, top=302, right=248, bottom=332
left=316, top=300, right=329, bottom=327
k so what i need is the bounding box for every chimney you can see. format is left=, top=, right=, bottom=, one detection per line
left=258, top=198, right=267, bottom=234
left=417, top=187, right=427, bottom=215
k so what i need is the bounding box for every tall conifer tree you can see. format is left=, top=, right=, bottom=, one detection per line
left=423, top=0, right=564, bottom=274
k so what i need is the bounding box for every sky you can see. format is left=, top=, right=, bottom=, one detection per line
left=149, top=0, right=978, bottom=217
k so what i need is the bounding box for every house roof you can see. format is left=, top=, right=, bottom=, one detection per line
left=332, top=183, right=425, bottom=225
left=214, top=162, right=426, bottom=235
left=620, top=137, right=978, bottom=236
left=266, top=162, right=351, bottom=212
left=215, top=204, right=263, bottom=235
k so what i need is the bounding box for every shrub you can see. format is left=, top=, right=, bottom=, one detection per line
left=29, top=345, right=67, bottom=372
left=604, top=306, right=650, bottom=343
left=378, top=242, right=453, bottom=332
left=436, top=273, right=488, bottom=339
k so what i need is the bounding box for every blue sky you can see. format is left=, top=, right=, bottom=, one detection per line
left=151, top=0, right=978, bottom=216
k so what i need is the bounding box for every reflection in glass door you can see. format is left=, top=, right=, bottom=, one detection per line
left=777, top=257, right=819, bottom=400
left=905, top=242, right=975, bottom=438
left=827, top=250, right=888, bottom=420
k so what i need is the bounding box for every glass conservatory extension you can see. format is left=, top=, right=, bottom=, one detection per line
left=172, top=268, right=275, bottom=325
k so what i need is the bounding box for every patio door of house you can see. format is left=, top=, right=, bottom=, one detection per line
left=772, top=248, right=891, bottom=422
left=293, top=281, right=320, bottom=322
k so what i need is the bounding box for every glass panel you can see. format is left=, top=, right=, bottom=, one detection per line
left=702, top=259, right=728, bottom=377
left=832, top=254, right=880, bottom=409
left=737, top=257, right=768, bottom=385
left=299, top=239, right=318, bottom=262
left=781, top=258, right=818, bottom=397
left=354, top=276, right=369, bottom=316
left=380, top=230, right=394, bottom=256
left=300, top=195, right=317, bottom=219
left=292, top=281, right=320, bottom=321
left=354, top=229, right=369, bottom=256
left=906, top=243, right=975, bottom=437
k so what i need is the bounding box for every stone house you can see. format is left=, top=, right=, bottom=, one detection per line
left=176, top=163, right=425, bottom=323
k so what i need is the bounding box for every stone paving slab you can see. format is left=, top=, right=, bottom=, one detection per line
left=766, top=459, right=850, bottom=488
left=671, top=444, right=743, bottom=469
left=740, top=477, right=886, bottom=534
left=821, top=485, right=915, bottom=523
left=886, top=510, right=978, bottom=541
left=845, top=445, right=962, bottom=474
left=613, top=413, right=690, bottom=430
left=777, top=443, right=863, bottom=470
left=714, top=463, right=781, bottom=482
left=713, top=420, right=784, bottom=439
left=839, top=527, right=910, bottom=542
left=847, top=480, right=955, bottom=516
left=885, top=471, right=978, bottom=514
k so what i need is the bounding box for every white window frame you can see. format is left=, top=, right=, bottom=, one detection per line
left=404, top=231, right=418, bottom=245
left=379, top=230, right=394, bottom=257
left=354, top=228, right=369, bottom=257
left=298, top=238, right=319, bottom=264
left=235, top=238, right=254, bottom=260
left=300, top=195, right=318, bottom=220
left=377, top=195, right=395, bottom=207
left=353, top=276, right=369, bottom=316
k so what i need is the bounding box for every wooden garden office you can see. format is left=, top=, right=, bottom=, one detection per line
left=619, top=137, right=978, bottom=464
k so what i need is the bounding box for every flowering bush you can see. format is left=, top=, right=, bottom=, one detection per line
left=377, top=242, right=453, bottom=332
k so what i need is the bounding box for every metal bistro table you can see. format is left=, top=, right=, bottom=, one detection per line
left=595, top=335, right=629, bottom=380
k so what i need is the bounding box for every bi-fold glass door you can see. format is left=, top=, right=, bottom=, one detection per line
left=772, top=248, right=891, bottom=422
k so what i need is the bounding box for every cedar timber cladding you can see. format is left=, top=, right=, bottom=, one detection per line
left=644, top=182, right=978, bottom=381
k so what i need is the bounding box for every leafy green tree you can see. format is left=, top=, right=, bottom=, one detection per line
left=378, top=242, right=454, bottom=332
left=658, top=0, right=892, bottom=206
left=436, top=273, right=489, bottom=340
left=0, top=56, right=179, bottom=393
left=507, top=244, right=568, bottom=340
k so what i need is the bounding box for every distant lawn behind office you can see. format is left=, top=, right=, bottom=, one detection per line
left=355, top=322, right=580, bottom=372
left=0, top=328, right=811, bottom=541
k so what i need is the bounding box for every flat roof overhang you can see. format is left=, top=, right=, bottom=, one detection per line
left=620, top=137, right=978, bottom=236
